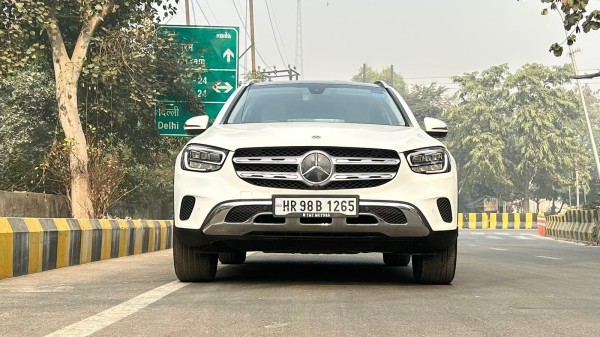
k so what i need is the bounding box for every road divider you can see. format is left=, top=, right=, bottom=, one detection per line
left=546, top=210, right=600, bottom=245
left=457, top=213, right=541, bottom=229
left=0, top=217, right=172, bottom=280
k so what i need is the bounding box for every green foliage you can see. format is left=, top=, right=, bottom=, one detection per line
left=443, top=65, right=514, bottom=203
left=404, top=84, right=449, bottom=126
left=444, top=63, right=596, bottom=211
left=351, top=64, right=409, bottom=97
left=0, top=65, right=57, bottom=192
left=536, top=0, right=600, bottom=57
left=0, top=0, right=205, bottom=217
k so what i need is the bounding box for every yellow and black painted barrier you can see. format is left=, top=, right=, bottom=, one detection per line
left=546, top=210, right=600, bottom=245
left=0, top=217, right=173, bottom=279
left=457, top=213, right=541, bottom=229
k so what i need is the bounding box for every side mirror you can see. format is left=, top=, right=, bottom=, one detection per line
left=184, top=115, right=210, bottom=135
left=423, top=117, right=448, bottom=138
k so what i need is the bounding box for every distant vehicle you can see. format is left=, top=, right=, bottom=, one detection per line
left=173, top=80, right=458, bottom=284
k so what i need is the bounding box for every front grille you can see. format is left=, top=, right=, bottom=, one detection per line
left=360, top=206, right=407, bottom=224
left=246, top=232, right=388, bottom=238
left=179, top=196, right=195, bottom=221
left=222, top=204, right=407, bottom=224
left=234, top=147, right=398, bottom=158
left=225, top=205, right=272, bottom=223
left=233, top=147, right=400, bottom=190
left=437, top=198, right=453, bottom=222
left=242, top=179, right=389, bottom=190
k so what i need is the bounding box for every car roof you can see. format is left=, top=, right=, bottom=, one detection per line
left=251, top=80, right=381, bottom=88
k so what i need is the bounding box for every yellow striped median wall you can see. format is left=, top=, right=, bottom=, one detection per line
left=546, top=210, right=600, bottom=245
left=457, top=213, right=540, bottom=230
left=0, top=218, right=173, bottom=280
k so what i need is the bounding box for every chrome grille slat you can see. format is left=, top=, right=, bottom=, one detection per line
left=333, top=158, right=400, bottom=165
left=233, top=157, right=299, bottom=164
left=332, top=173, right=396, bottom=180
left=238, top=172, right=300, bottom=180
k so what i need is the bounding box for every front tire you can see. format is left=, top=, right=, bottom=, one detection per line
left=383, top=253, right=410, bottom=266
left=173, top=236, right=218, bottom=282
left=219, top=252, right=246, bottom=264
left=412, top=241, right=457, bottom=285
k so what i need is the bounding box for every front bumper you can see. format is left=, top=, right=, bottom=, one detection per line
left=200, top=200, right=432, bottom=237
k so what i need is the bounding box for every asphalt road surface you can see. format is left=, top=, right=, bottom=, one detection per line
left=1, top=230, right=599, bottom=337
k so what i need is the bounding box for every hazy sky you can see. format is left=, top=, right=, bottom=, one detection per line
left=164, top=0, right=600, bottom=90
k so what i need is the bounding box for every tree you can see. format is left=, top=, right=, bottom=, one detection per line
left=444, top=63, right=595, bottom=212
left=351, top=64, right=408, bottom=96
left=443, top=65, right=514, bottom=207
left=505, top=63, right=591, bottom=211
left=404, top=84, right=448, bottom=126
left=0, top=65, right=57, bottom=192
left=0, top=0, right=200, bottom=217
left=537, top=0, right=600, bottom=78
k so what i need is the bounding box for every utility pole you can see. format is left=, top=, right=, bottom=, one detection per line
left=185, top=0, right=190, bottom=25
left=558, top=11, right=600, bottom=181
left=362, top=63, right=366, bottom=82
left=249, top=0, right=257, bottom=73
left=390, top=65, right=394, bottom=87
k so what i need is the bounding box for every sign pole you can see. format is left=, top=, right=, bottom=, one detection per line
left=185, top=0, right=190, bottom=25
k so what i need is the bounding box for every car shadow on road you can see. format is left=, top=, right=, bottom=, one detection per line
left=215, top=257, right=417, bottom=286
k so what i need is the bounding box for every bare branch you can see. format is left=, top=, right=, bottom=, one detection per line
left=572, top=71, right=600, bottom=80
left=71, top=0, right=115, bottom=74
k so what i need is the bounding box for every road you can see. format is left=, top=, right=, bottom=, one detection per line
left=1, top=230, right=599, bottom=337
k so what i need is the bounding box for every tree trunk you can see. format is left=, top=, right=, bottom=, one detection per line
left=523, top=188, right=530, bottom=213
left=53, top=61, right=94, bottom=218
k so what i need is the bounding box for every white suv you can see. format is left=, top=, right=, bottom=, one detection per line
left=173, top=81, right=458, bottom=284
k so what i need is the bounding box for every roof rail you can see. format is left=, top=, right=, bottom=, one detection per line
left=242, top=79, right=259, bottom=87
left=374, top=80, right=391, bottom=88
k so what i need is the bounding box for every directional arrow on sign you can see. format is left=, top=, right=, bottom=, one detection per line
left=212, top=81, right=234, bottom=93
left=223, top=48, right=234, bottom=63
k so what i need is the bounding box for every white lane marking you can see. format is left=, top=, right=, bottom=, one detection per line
left=489, top=248, right=506, bottom=251
left=485, top=235, right=503, bottom=240
left=535, top=255, right=562, bottom=260
left=45, top=281, right=188, bottom=337
left=515, top=236, right=533, bottom=240
left=496, top=233, right=511, bottom=236
left=466, top=244, right=478, bottom=247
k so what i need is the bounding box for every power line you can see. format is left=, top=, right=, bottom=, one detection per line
left=269, top=0, right=290, bottom=65
left=205, top=0, right=219, bottom=24
left=230, top=0, right=272, bottom=70
left=265, top=0, right=287, bottom=67
left=190, top=0, right=197, bottom=25
left=193, top=0, right=211, bottom=25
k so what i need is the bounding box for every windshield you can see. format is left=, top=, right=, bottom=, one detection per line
left=225, top=83, right=408, bottom=126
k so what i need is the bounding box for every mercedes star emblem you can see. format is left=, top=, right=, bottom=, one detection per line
left=300, top=151, right=333, bottom=185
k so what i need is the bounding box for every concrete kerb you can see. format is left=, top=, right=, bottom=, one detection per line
left=457, top=213, right=540, bottom=230
left=0, top=217, right=173, bottom=280
left=546, top=210, right=600, bottom=245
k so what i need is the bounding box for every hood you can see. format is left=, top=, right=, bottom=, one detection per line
left=190, top=122, right=443, bottom=153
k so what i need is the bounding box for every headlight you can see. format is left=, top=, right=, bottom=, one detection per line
left=181, top=144, right=228, bottom=172
left=406, top=147, right=449, bottom=174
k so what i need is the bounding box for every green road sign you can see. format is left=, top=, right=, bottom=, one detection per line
left=156, top=25, right=239, bottom=136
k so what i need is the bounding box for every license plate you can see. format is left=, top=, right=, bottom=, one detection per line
left=273, top=195, right=359, bottom=217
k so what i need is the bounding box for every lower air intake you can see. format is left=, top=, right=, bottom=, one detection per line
left=437, top=198, right=453, bottom=223
left=179, top=196, right=196, bottom=221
